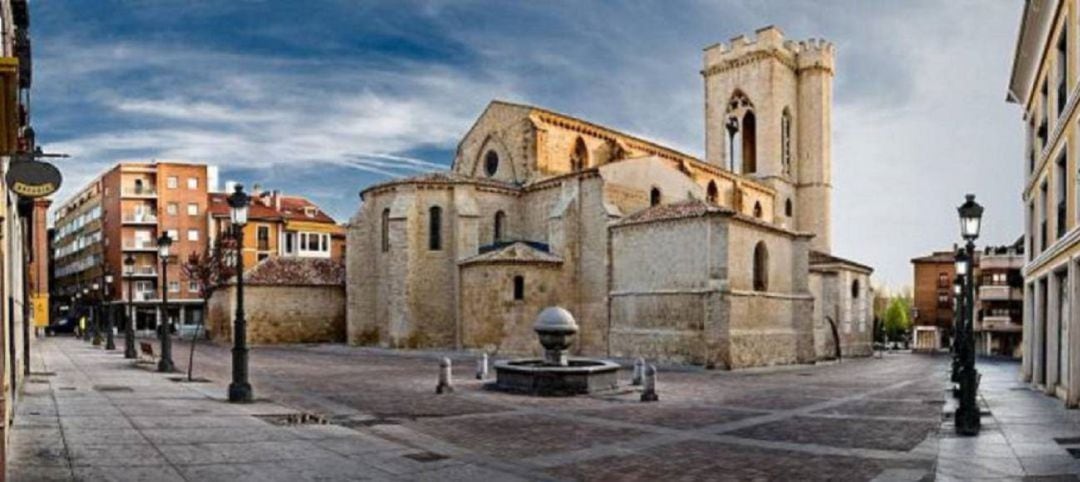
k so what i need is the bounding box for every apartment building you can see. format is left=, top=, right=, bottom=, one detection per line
left=52, top=162, right=217, bottom=334
left=1008, top=0, right=1080, bottom=406
left=975, top=240, right=1025, bottom=358
left=206, top=185, right=344, bottom=268
left=911, top=250, right=959, bottom=351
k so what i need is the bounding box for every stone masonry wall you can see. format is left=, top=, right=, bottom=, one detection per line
left=208, top=285, right=346, bottom=345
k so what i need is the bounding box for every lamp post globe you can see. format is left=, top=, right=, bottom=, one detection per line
left=104, top=272, right=116, bottom=350
left=958, top=194, right=984, bottom=242
left=123, top=254, right=137, bottom=359
left=156, top=233, right=175, bottom=372
left=227, top=184, right=253, bottom=403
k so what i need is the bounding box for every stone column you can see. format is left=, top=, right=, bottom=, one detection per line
left=1068, top=259, right=1080, bottom=407
left=1048, top=274, right=1061, bottom=395
left=1023, top=282, right=1034, bottom=382
left=1034, top=279, right=1046, bottom=388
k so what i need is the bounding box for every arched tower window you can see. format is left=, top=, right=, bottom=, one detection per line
left=513, top=275, right=525, bottom=300
left=494, top=210, right=506, bottom=243
left=381, top=208, right=390, bottom=253
left=851, top=279, right=861, bottom=299
left=781, top=108, right=792, bottom=176
left=650, top=187, right=662, bottom=207
left=570, top=137, right=588, bottom=171
left=753, top=241, right=769, bottom=292
left=753, top=201, right=763, bottom=219
left=741, top=111, right=757, bottom=174
left=706, top=181, right=718, bottom=204
left=428, top=206, right=442, bottom=251
left=785, top=198, right=793, bottom=217
left=484, top=151, right=499, bottom=177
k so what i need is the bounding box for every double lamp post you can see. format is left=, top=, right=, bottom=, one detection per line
left=953, top=194, right=984, bottom=437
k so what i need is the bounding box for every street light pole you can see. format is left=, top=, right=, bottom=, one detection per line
left=227, top=184, right=253, bottom=403
left=104, top=270, right=115, bottom=350
left=123, top=254, right=136, bottom=359
left=81, top=287, right=91, bottom=342
left=157, top=233, right=175, bottom=373
left=955, top=194, right=983, bottom=436
left=91, top=279, right=102, bottom=347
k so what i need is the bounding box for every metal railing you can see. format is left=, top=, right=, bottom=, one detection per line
left=122, top=240, right=158, bottom=250
left=122, top=214, right=158, bottom=224
left=122, top=187, right=157, bottom=197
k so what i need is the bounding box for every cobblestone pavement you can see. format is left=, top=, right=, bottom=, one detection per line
left=12, top=337, right=961, bottom=481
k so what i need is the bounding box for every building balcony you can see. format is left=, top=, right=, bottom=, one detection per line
left=122, top=240, right=158, bottom=252
left=122, top=214, right=158, bottom=225
left=121, top=187, right=157, bottom=198
left=980, top=255, right=1023, bottom=270
left=979, top=315, right=1022, bottom=333
left=979, top=284, right=1021, bottom=301
left=132, top=291, right=158, bottom=302
left=123, top=266, right=158, bottom=277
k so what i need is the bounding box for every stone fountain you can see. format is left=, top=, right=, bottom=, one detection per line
left=493, top=306, right=620, bottom=396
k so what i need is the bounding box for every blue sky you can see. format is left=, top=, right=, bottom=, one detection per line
left=35, top=0, right=1024, bottom=289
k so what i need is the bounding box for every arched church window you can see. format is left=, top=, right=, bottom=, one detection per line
left=484, top=151, right=499, bottom=177
left=513, top=275, right=525, bottom=300
left=381, top=208, right=390, bottom=253
left=428, top=206, right=442, bottom=251
left=571, top=137, right=588, bottom=171
left=706, top=181, right=718, bottom=204
left=781, top=108, right=792, bottom=176
left=650, top=187, right=661, bottom=207
left=742, top=111, right=757, bottom=174
left=753, top=241, right=769, bottom=292
left=494, top=210, right=506, bottom=243
left=753, top=201, right=762, bottom=219
left=851, top=279, right=861, bottom=299
left=785, top=198, right=793, bottom=217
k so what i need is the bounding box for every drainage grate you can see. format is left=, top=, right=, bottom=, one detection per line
left=254, top=412, right=327, bottom=426
left=403, top=451, right=449, bottom=463
left=30, top=372, right=56, bottom=377
left=168, top=377, right=212, bottom=383
left=1055, top=436, right=1080, bottom=445
left=93, top=385, right=133, bottom=393
left=333, top=417, right=400, bottom=428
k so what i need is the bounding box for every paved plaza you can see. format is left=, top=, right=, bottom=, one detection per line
left=7, top=337, right=1080, bottom=480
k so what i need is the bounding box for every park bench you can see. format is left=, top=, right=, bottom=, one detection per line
left=138, top=341, right=156, bottom=364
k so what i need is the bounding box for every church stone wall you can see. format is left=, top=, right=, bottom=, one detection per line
left=459, top=262, right=565, bottom=356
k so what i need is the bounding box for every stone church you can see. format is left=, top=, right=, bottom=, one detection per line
left=346, top=26, right=874, bottom=368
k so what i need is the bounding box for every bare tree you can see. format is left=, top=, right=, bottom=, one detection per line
left=181, top=235, right=237, bottom=381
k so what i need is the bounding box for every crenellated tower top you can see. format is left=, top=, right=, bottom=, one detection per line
left=703, top=26, right=834, bottom=76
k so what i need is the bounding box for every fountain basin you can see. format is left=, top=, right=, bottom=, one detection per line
left=493, top=357, right=620, bottom=396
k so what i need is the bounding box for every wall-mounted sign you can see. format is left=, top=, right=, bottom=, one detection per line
left=5, top=159, right=61, bottom=198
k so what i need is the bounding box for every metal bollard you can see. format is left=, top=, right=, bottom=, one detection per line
left=436, top=357, right=454, bottom=394
left=632, top=357, right=645, bottom=386
left=476, top=353, right=488, bottom=380
left=641, top=364, right=658, bottom=402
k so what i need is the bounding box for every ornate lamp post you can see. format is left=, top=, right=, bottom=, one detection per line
left=74, top=291, right=84, bottom=339
left=227, top=184, right=253, bottom=403
left=123, top=254, right=137, bottom=359
left=103, top=270, right=116, bottom=350
left=81, top=287, right=91, bottom=342
left=157, top=232, right=175, bottom=372
left=955, top=194, right=983, bottom=436
left=91, top=280, right=103, bottom=346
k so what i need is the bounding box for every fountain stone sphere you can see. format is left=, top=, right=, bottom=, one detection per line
left=492, top=306, right=620, bottom=396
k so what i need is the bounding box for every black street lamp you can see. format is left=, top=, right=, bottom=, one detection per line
left=955, top=194, right=983, bottom=436
left=103, top=270, right=116, bottom=350
left=91, top=280, right=102, bottom=346
left=227, top=184, right=253, bottom=403
left=74, top=291, right=84, bottom=339
left=123, top=254, right=137, bottom=359
left=951, top=271, right=964, bottom=388
left=81, top=287, right=91, bottom=342
left=157, top=232, right=175, bottom=372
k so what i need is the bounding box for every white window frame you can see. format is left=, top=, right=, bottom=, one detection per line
left=187, top=229, right=199, bottom=242
left=187, top=203, right=198, bottom=216
left=187, top=177, right=198, bottom=189
left=167, top=176, right=178, bottom=189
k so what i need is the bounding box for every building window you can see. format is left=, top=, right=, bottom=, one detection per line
left=781, top=108, right=792, bottom=176
left=284, top=232, right=296, bottom=255
left=1039, top=81, right=1049, bottom=149
left=753, top=241, right=768, bottom=292
left=1041, top=181, right=1049, bottom=252
left=167, top=229, right=178, bottom=242
left=851, top=279, right=860, bottom=299
left=187, top=177, right=198, bottom=189
left=513, top=275, right=524, bottom=300
left=1058, top=25, right=1068, bottom=117
left=725, top=91, right=755, bottom=174
left=938, top=272, right=949, bottom=289
left=753, top=201, right=763, bottom=219
left=741, top=111, right=757, bottom=174
left=785, top=198, right=793, bottom=217
left=706, top=181, right=718, bottom=204
left=167, top=203, right=178, bottom=215
left=167, top=176, right=178, bottom=189
left=257, top=226, right=270, bottom=251
left=570, top=137, right=588, bottom=171
left=484, top=151, right=499, bottom=177
left=134, top=179, right=145, bottom=194
left=187, top=229, right=199, bottom=242
left=189, top=281, right=200, bottom=293
left=257, top=253, right=269, bottom=262
left=1057, top=148, right=1068, bottom=238
left=650, top=187, right=661, bottom=207
left=494, top=210, right=506, bottom=243
left=428, top=206, right=442, bottom=251
left=187, top=203, right=198, bottom=216
left=321, top=233, right=329, bottom=252
left=381, top=209, right=390, bottom=252
left=938, top=294, right=950, bottom=309
left=169, top=281, right=180, bottom=293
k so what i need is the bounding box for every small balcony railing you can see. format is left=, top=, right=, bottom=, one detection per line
left=122, top=187, right=157, bottom=197
left=123, top=266, right=158, bottom=277
left=122, top=240, right=158, bottom=251
left=122, top=214, right=158, bottom=224
left=978, top=285, right=1021, bottom=301
left=132, top=291, right=157, bottom=302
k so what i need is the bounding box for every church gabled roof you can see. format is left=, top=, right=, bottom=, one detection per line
left=359, top=171, right=522, bottom=199
left=810, top=250, right=873, bottom=274
left=613, top=199, right=734, bottom=226
left=459, top=241, right=563, bottom=266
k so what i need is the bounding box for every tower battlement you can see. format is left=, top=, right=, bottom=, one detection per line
left=703, top=26, right=834, bottom=74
